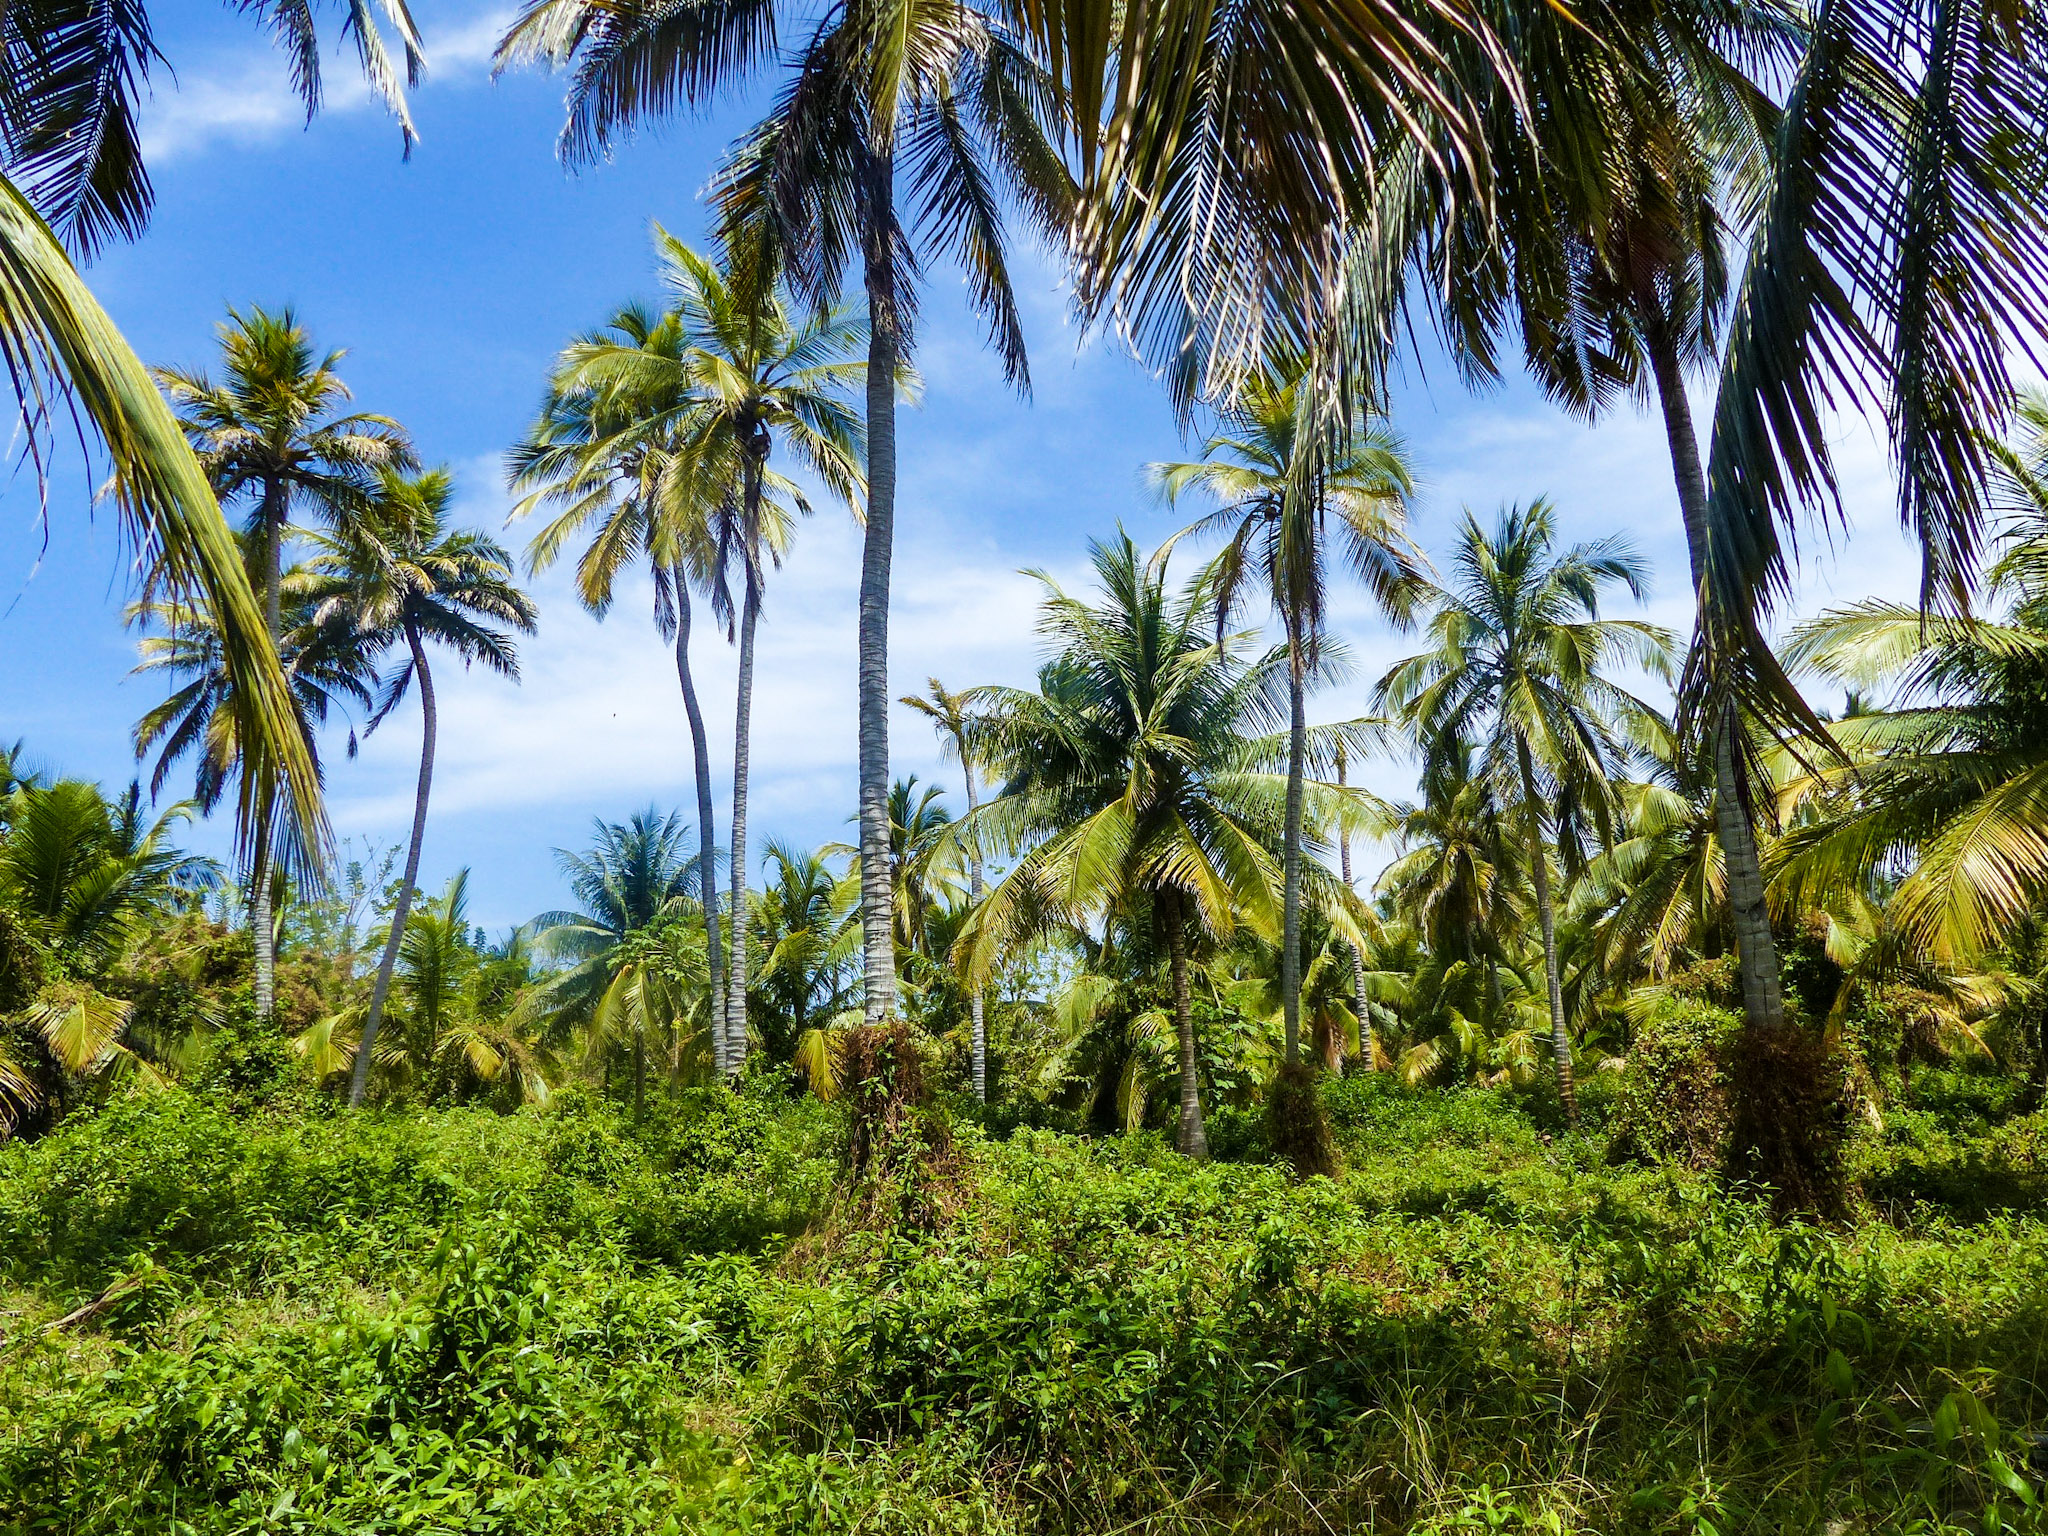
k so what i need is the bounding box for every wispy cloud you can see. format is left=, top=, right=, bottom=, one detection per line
left=140, top=6, right=513, bottom=163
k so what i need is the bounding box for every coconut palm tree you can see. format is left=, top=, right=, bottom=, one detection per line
left=156, top=307, right=414, bottom=1020
left=0, top=2, right=423, bottom=912
left=648, top=232, right=866, bottom=1075
left=530, top=810, right=701, bottom=1113
left=903, top=677, right=995, bottom=1098
left=1151, top=364, right=1421, bottom=1068
left=959, top=533, right=1286, bottom=1157
left=1379, top=502, right=1672, bottom=1123
left=310, top=468, right=538, bottom=1108
left=498, top=0, right=1072, bottom=1031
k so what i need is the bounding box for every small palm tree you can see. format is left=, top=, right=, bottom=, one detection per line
left=1379, top=502, right=1671, bottom=1123
left=961, top=534, right=1286, bottom=1158
left=1152, top=364, right=1421, bottom=1068
left=156, top=306, right=415, bottom=1019
left=903, top=678, right=995, bottom=1098
left=312, top=468, right=538, bottom=1109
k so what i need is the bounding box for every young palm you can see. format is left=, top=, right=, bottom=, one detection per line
left=1151, top=365, right=1421, bottom=1069
left=960, top=534, right=1285, bottom=1157
left=313, top=468, right=538, bottom=1109
left=1379, top=503, right=1672, bottom=1124
left=156, top=306, right=414, bottom=1019
left=499, top=0, right=1072, bottom=1030
left=903, top=678, right=995, bottom=1098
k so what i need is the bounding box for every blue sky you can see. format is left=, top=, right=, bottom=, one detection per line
left=0, top=2, right=1924, bottom=931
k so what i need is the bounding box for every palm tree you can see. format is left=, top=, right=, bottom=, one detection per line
left=650, top=233, right=866, bottom=1076
left=960, top=534, right=1285, bottom=1157
left=498, top=0, right=1071, bottom=1030
left=530, top=810, right=700, bottom=1115
left=156, top=307, right=414, bottom=1020
left=903, top=678, right=995, bottom=1098
left=0, top=2, right=424, bottom=905
left=757, top=841, right=864, bottom=1094
left=311, top=468, right=538, bottom=1108
left=1151, top=365, right=1420, bottom=1068
left=1379, top=503, right=1671, bottom=1123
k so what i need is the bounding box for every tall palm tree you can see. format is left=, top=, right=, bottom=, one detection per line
left=312, top=468, right=538, bottom=1108
left=157, top=307, right=414, bottom=1020
left=960, top=534, right=1285, bottom=1157
left=1151, top=365, right=1421, bottom=1068
left=1379, top=503, right=1671, bottom=1123
left=650, top=233, right=866, bottom=1075
left=903, top=677, right=994, bottom=1098
left=0, top=2, right=424, bottom=905
left=498, top=0, right=1072, bottom=1030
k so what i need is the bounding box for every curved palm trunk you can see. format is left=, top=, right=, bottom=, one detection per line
left=1519, top=737, right=1578, bottom=1123
left=1281, top=653, right=1307, bottom=1067
left=350, top=624, right=435, bottom=1108
left=1337, top=752, right=1371, bottom=1073
left=671, top=571, right=727, bottom=1074
left=964, top=759, right=988, bottom=1102
left=857, top=154, right=901, bottom=1027
left=1166, top=889, right=1208, bottom=1159
left=1645, top=321, right=1789, bottom=1039
left=727, top=523, right=762, bottom=1076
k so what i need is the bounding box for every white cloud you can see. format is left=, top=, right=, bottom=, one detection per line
left=140, top=6, right=514, bottom=163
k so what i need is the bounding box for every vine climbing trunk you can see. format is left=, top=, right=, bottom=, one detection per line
left=351, top=624, right=436, bottom=1108
left=1165, top=889, right=1208, bottom=1160
left=857, top=150, right=900, bottom=1027
left=671, top=573, right=726, bottom=1072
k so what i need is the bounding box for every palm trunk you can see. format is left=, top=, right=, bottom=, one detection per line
left=857, top=152, right=901, bottom=1026
left=964, top=755, right=988, bottom=1102
left=671, top=571, right=727, bottom=1074
left=1280, top=651, right=1307, bottom=1067
left=251, top=479, right=287, bottom=1023
left=1645, top=319, right=1789, bottom=1038
left=727, top=513, right=762, bottom=1076
left=1337, top=751, right=1371, bottom=1073
left=350, top=624, right=435, bottom=1108
left=1519, top=737, right=1578, bottom=1124
left=1166, top=890, right=1208, bottom=1159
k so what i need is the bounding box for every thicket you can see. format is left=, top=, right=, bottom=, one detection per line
left=2, top=1047, right=2046, bottom=1536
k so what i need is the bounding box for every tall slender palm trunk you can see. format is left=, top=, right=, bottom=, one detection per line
left=350, top=623, right=436, bottom=1108
left=1165, top=889, right=1208, bottom=1159
left=963, top=757, right=988, bottom=1101
left=1280, top=654, right=1307, bottom=1067
left=1519, top=737, right=1578, bottom=1124
left=251, top=481, right=287, bottom=1023
left=1644, top=320, right=1789, bottom=1038
left=671, top=572, right=727, bottom=1072
left=1337, top=750, right=1372, bottom=1072
left=857, top=160, right=902, bottom=1027
left=727, top=525, right=762, bottom=1075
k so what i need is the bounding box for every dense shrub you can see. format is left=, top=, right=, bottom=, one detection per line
left=1608, top=997, right=1739, bottom=1169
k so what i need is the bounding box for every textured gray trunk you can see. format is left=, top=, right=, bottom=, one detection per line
left=726, top=504, right=761, bottom=1075
left=1337, top=752, right=1372, bottom=1072
left=1167, top=890, right=1208, bottom=1159
left=1519, top=737, right=1578, bottom=1123
left=964, top=754, right=988, bottom=1101
left=251, top=478, right=287, bottom=1023
left=857, top=155, right=901, bottom=1025
left=1645, top=322, right=1789, bottom=1037
left=1280, top=654, right=1307, bottom=1067
left=350, top=624, right=435, bottom=1108
left=671, top=573, right=726, bottom=1074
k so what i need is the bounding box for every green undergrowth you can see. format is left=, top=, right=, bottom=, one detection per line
left=2, top=1072, right=2046, bottom=1535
